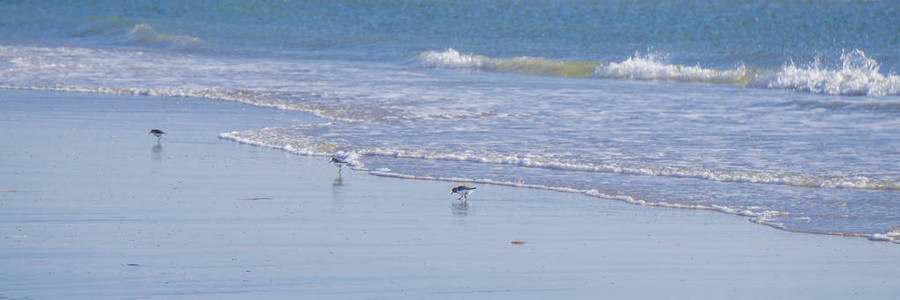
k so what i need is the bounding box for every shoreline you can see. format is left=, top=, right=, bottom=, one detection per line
left=220, top=127, right=896, bottom=245
left=2, top=89, right=899, bottom=299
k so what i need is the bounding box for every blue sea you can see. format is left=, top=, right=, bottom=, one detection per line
left=1, top=0, right=897, bottom=241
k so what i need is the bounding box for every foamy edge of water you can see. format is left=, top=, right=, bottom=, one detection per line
left=219, top=128, right=900, bottom=244
left=368, top=169, right=787, bottom=218
left=366, top=170, right=897, bottom=243
left=219, top=126, right=898, bottom=192
left=0, top=84, right=370, bottom=123
left=219, top=132, right=899, bottom=243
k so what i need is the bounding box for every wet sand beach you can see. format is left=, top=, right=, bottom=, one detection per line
left=1, top=89, right=899, bottom=299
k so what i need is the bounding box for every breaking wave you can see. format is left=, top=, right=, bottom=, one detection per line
left=420, top=48, right=900, bottom=96
left=595, top=52, right=763, bottom=85
left=420, top=48, right=599, bottom=78
left=768, top=49, right=900, bottom=96
left=126, top=24, right=205, bottom=48
left=75, top=16, right=206, bottom=49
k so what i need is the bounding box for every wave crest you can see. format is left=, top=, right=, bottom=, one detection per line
left=419, top=48, right=489, bottom=69
left=127, top=24, right=205, bottom=48
left=420, top=48, right=900, bottom=96
left=73, top=16, right=206, bottom=49
left=420, top=48, right=598, bottom=78
left=768, top=49, right=900, bottom=96
left=595, top=52, right=760, bottom=85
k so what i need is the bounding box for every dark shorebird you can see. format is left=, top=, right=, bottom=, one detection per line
left=148, top=129, right=166, bottom=142
left=329, top=155, right=349, bottom=175
left=450, top=185, right=476, bottom=202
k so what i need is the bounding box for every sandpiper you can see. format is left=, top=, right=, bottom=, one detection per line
left=329, top=155, right=349, bottom=174
left=148, top=129, right=166, bottom=142
left=450, top=185, right=476, bottom=202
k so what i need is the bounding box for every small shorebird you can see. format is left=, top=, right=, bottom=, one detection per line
left=450, top=185, right=476, bottom=202
left=329, top=155, right=349, bottom=175
left=148, top=129, right=166, bottom=142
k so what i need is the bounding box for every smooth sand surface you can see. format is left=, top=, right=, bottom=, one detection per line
left=1, top=89, right=899, bottom=299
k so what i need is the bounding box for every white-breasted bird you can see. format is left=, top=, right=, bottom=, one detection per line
left=329, top=155, right=349, bottom=175
left=450, top=185, right=476, bottom=202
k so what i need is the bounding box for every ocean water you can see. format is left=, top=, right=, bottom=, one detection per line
left=1, top=0, right=897, bottom=242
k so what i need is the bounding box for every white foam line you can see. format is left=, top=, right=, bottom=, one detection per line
left=0, top=84, right=367, bottom=123
left=868, top=227, right=900, bottom=243
left=333, top=146, right=898, bottom=191
left=219, top=129, right=367, bottom=170
left=218, top=125, right=898, bottom=191
left=367, top=169, right=786, bottom=219
left=368, top=169, right=900, bottom=243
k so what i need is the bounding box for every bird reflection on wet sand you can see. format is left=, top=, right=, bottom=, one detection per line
left=151, top=142, right=162, bottom=160
left=451, top=201, right=468, bottom=216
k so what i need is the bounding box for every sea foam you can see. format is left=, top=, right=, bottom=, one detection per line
left=768, top=49, right=900, bottom=96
